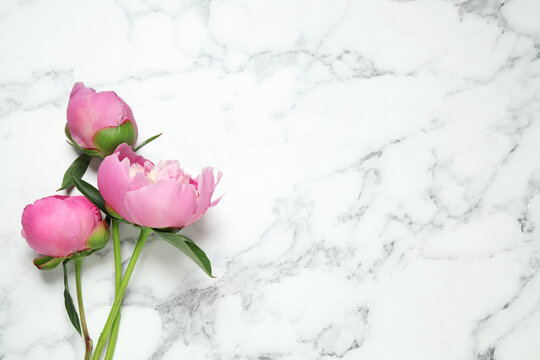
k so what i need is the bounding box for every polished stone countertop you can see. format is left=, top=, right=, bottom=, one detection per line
left=1, top=0, right=540, bottom=359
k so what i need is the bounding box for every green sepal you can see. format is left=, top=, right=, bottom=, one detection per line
left=62, top=260, right=82, bottom=335
left=134, top=133, right=162, bottom=152
left=153, top=230, right=214, bottom=277
left=86, top=221, right=110, bottom=250
left=33, top=255, right=65, bottom=270
left=93, top=121, right=137, bottom=155
left=58, top=154, right=92, bottom=191
left=33, top=249, right=98, bottom=272
left=155, top=226, right=183, bottom=233
left=105, top=204, right=127, bottom=222
left=66, top=140, right=102, bottom=158
left=65, top=124, right=102, bottom=158
left=65, top=123, right=75, bottom=143
left=66, top=249, right=95, bottom=261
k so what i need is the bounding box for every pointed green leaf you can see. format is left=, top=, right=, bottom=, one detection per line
left=71, top=177, right=129, bottom=223
left=134, top=133, right=162, bottom=152
left=72, top=176, right=106, bottom=213
left=58, top=155, right=92, bottom=191
left=63, top=261, right=82, bottom=335
left=153, top=230, right=214, bottom=277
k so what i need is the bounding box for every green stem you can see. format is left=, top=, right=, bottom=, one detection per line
left=104, top=219, right=122, bottom=360
left=75, top=259, right=93, bottom=360
left=105, top=316, right=121, bottom=360
left=91, top=227, right=152, bottom=360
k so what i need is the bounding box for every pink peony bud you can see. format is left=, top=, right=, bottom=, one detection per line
left=21, top=195, right=109, bottom=259
left=97, top=143, right=222, bottom=229
left=66, top=82, right=138, bottom=156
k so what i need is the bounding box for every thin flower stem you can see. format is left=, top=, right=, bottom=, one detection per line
left=104, top=219, right=122, bottom=360
left=91, top=227, right=152, bottom=360
left=75, top=259, right=93, bottom=360
left=105, top=317, right=121, bottom=360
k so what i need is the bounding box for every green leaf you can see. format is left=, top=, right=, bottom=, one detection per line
left=63, top=261, right=82, bottom=335
left=71, top=177, right=129, bottom=223
left=58, top=155, right=92, bottom=191
left=153, top=230, right=214, bottom=277
left=134, top=133, right=162, bottom=152
left=72, top=176, right=106, bottom=213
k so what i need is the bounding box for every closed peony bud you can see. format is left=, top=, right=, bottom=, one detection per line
left=98, top=143, right=222, bottom=229
left=66, top=82, right=138, bottom=157
left=21, top=195, right=109, bottom=269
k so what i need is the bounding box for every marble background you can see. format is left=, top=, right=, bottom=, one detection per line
left=1, top=0, right=540, bottom=359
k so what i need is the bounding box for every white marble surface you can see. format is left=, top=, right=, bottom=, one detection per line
left=1, top=0, right=540, bottom=359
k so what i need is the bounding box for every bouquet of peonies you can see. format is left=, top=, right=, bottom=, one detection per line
left=21, top=83, right=222, bottom=360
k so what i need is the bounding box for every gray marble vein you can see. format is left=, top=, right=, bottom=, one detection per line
left=1, top=0, right=540, bottom=359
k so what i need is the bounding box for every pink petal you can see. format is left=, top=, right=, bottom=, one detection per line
left=186, top=167, right=221, bottom=226
left=98, top=145, right=153, bottom=220
left=114, top=143, right=149, bottom=166
left=64, top=197, right=100, bottom=247
left=70, top=82, right=88, bottom=97
left=66, top=196, right=102, bottom=222
left=88, top=91, right=136, bottom=140
left=210, top=195, right=223, bottom=207
left=209, top=171, right=224, bottom=207
left=97, top=155, right=133, bottom=218
left=21, top=197, right=82, bottom=257
left=123, top=180, right=197, bottom=228
left=66, top=83, right=137, bottom=148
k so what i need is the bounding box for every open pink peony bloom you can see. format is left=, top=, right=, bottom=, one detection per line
left=66, top=82, right=138, bottom=155
left=21, top=195, right=109, bottom=258
left=98, top=144, right=222, bottom=228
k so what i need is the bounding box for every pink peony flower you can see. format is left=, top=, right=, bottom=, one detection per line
left=98, top=144, right=222, bottom=228
left=66, top=82, right=138, bottom=156
left=21, top=195, right=109, bottom=258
